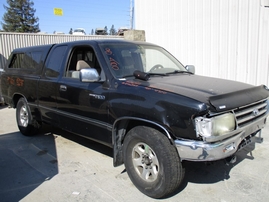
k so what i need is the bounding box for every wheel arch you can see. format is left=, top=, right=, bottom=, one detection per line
left=14, top=94, right=41, bottom=128
left=112, top=117, right=174, bottom=167
left=12, top=93, right=25, bottom=108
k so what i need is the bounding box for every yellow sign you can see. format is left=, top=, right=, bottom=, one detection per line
left=54, top=8, right=63, bottom=16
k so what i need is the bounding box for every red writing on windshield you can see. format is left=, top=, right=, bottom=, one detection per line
left=105, top=48, right=112, bottom=55
left=109, top=57, right=120, bottom=70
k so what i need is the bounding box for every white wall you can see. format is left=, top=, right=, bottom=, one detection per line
left=135, top=0, right=269, bottom=87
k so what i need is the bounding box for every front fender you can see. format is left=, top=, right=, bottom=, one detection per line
left=112, top=117, right=173, bottom=167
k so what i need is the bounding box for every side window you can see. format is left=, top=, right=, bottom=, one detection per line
left=9, top=51, right=42, bottom=69
left=31, top=51, right=42, bottom=65
left=9, top=53, right=24, bottom=69
left=45, top=46, right=67, bottom=78
left=65, top=46, right=102, bottom=79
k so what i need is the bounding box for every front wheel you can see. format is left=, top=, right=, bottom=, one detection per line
left=16, top=97, right=39, bottom=136
left=123, top=126, right=185, bottom=198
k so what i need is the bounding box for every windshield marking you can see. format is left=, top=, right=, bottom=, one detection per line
left=105, top=48, right=113, bottom=55
left=101, top=44, right=186, bottom=79
left=109, top=57, right=120, bottom=70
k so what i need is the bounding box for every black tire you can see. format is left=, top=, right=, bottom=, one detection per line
left=123, top=126, right=185, bottom=198
left=16, top=97, right=39, bottom=136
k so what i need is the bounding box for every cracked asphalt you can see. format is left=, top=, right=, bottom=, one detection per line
left=0, top=105, right=269, bottom=202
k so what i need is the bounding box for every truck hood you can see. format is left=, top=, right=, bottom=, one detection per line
left=137, top=74, right=269, bottom=112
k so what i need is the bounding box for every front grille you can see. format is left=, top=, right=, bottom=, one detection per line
left=234, top=99, right=268, bottom=128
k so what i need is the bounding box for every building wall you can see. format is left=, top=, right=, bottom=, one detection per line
left=0, top=33, right=123, bottom=69
left=135, top=0, right=269, bottom=87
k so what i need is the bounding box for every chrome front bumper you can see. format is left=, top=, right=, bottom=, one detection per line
left=175, top=115, right=267, bottom=161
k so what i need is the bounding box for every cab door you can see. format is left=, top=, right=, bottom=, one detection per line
left=56, top=45, right=112, bottom=146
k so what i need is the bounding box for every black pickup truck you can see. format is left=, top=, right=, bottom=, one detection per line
left=1, top=39, right=269, bottom=198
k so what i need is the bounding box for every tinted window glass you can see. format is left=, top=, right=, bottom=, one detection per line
left=31, top=51, right=42, bottom=64
left=9, top=53, right=24, bottom=69
left=45, top=46, right=67, bottom=78
left=9, top=51, right=43, bottom=69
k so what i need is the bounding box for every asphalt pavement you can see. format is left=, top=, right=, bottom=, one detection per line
left=0, top=105, right=269, bottom=202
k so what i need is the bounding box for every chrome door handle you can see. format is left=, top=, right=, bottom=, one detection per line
left=60, top=85, right=67, bottom=91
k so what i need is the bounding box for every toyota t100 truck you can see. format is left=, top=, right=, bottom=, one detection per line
left=1, top=39, right=268, bottom=198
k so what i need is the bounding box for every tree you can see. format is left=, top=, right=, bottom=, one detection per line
left=1, top=0, right=40, bottom=33
left=109, top=25, right=116, bottom=35
left=69, top=28, right=73, bottom=34
left=104, top=26, right=108, bottom=35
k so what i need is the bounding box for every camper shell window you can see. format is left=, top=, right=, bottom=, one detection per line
left=9, top=51, right=43, bottom=69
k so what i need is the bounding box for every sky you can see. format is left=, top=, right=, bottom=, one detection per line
left=0, top=0, right=132, bottom=34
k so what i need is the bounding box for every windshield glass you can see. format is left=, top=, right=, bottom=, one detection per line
left=100, top=43, right=186, bottom=78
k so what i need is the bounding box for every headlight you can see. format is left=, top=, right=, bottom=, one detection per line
left=195, top=113, right=236, bottom=138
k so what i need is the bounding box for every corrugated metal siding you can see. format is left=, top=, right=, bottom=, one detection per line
left=0, top=33, right=123, bottom=69
left=135, top=0, right=269, bottom=87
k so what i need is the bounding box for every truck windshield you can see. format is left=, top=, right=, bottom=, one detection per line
left=100, top=43, right=186, bottom=78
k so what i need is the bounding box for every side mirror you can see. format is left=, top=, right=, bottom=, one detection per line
left=185, top=65, right=195, bottom=74
left=80, top=68, right=100, bottom=82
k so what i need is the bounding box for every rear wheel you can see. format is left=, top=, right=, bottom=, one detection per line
left=16, top=97, right=39, bottom=136
left=123, top=126, right=185, bottom=198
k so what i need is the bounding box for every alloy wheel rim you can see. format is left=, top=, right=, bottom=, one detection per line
left=19, top=105, right=29, bottom=127
left=131, top=142, right=159, bottom=182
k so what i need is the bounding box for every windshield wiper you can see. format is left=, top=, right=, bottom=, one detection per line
left=147, top=72, right=167, bottom=76
left=124, top=70, right=169, bottom=81
left=166, top=70, right=193, bottom=75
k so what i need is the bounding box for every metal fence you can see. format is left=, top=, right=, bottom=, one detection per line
left=0, top=32, right=123, bottom=69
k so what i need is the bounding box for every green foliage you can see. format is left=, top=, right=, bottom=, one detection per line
left=69, top=28, right=73, bottom=34
left=1, top=0, right=40, bottom=33
left=110, top=25, right=117, bottom=35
